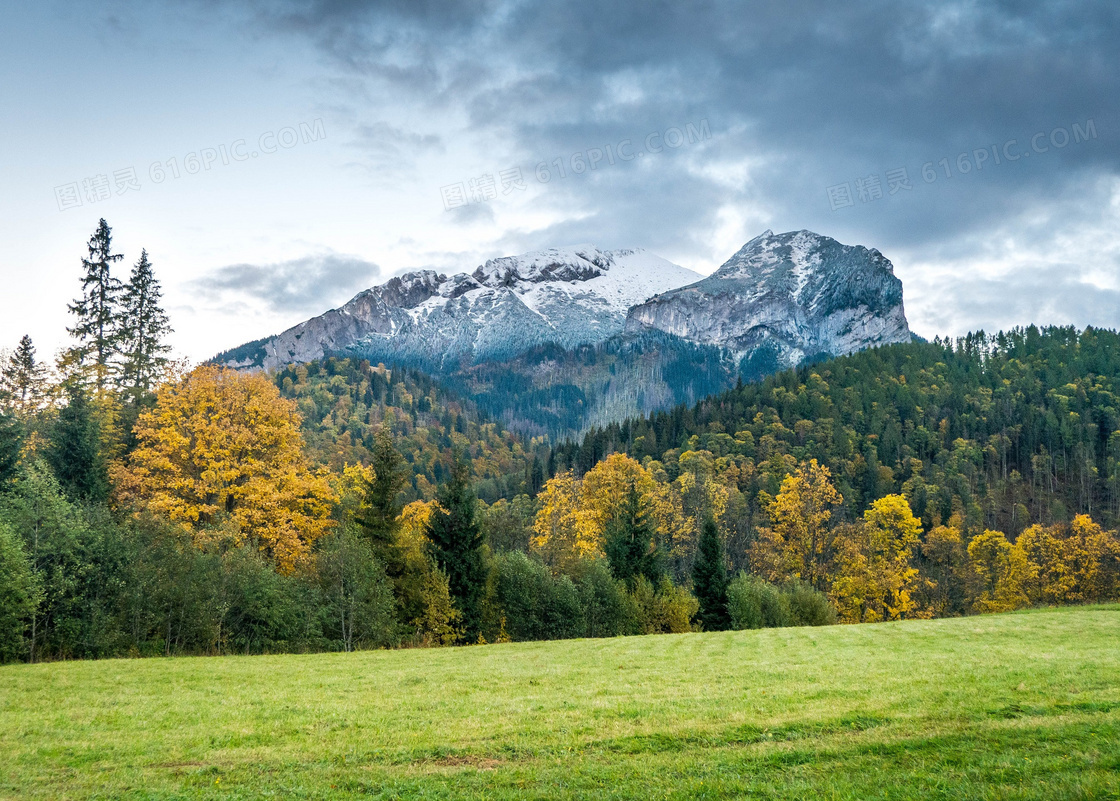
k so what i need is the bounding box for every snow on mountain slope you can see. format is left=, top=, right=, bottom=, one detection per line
left=221, top=245, right=701, bottom=372
left=626, top=229, right=913, bottom=373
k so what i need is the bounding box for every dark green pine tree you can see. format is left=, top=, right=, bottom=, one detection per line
left=0, top=410, right=22, bottom=489
left=692, top=514, right=730, bottom=631
left=118, top=249, right=172, bottom=404
left=603, top=482, right=663, bottom=587
left=64, top=219, right=124, bottom=392
left=528, top=455, right=545, bottom=495
left=48, top=384, right=108, bottom=503
left=2, top=335, right=46, bottom=414
left=425, top=451, right=486, bottom=641
left=357, top=428, right=408, bottom=574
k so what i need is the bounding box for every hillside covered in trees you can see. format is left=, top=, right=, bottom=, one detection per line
left=271, top=358, right=549, bottom=504
left=0, top=219, right=1117, bottom=665
left=556, top=326, right=1120, bottom=534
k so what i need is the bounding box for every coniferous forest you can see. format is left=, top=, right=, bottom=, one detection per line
left=1, top=220, right=1118, bottom=664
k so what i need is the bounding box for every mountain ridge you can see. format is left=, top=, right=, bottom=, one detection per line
left=219, top=245, right=700, bottom=373
left=214, top=230, right=915, bottom=437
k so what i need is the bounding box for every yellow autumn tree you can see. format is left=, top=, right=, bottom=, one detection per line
left=1017, top=522, right=1072, bottom=604
left=117, top=365, right=337, bottom=572
left=391, top=499, right=464, bottom=642
left=967, top=529, right=1032, bottom=613
left=831, top=495, right=922, bottom=623
left=531, top=455, right=660, bottom=574
left=919, top=521, right=967, bottom=616
left=397, top=499, right=438, bottom=566
left=1063, top=515, right=1120, bottom=602
left=580, top=454, right=658, bottom=537
left=751, top=459, right=842, bottom=591
left=531, top=470, right=595, bottom=573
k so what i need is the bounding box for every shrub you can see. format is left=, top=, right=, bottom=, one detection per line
left=728, top=573, right=790, bottom=629
left=495, top=551, right=584, bottom=641
left=0, top=522, right=40, bottom=663
left=572, top=559, right=633, bottom=637
left=630, top=575, right=699, bottom=634
left=782, top=580, right=836, bottom=626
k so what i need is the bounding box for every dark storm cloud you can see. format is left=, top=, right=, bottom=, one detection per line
left=190, top=253, right=380, bottom=313
left=238, top=2, right=1117, bottom=229
left=211, top=0, right=1120, bottom=329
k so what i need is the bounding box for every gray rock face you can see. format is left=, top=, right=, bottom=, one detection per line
left=219, top=246, right=700, bottom=372
left=625, top=229, right=912, bottom=370
left=218, top=230, right=913, bottom=392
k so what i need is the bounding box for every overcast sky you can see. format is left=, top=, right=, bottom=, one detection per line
left=2, top=0, right=1118, bottom=363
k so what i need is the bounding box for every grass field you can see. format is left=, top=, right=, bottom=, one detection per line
left=1, top=606, right=1118, bottom=800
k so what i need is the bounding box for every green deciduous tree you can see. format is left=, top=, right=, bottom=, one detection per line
left=0, top=521, right=41, bottom=662
left=315, top=527, right=396, bottom=651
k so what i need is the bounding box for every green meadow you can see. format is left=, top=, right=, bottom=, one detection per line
left=2, top=606, right=1118, bottom=800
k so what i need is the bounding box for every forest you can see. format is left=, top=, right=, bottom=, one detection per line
left=0, top=219, right=1118, bottom=664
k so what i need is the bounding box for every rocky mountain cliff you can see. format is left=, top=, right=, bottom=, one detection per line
left=217, top=246, right=700, bottom=372
left=625, top=229, right=912, bottom=376
left=215, top=230, right=915, bottom=436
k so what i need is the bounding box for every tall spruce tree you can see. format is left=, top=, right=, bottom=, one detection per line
left=603, top=482, right=663, bottom=587
left=425, top=451, right=486, bottom=641
left=118, top=249, right=172, bottom=403
left=48, top=384, right=108, bottom=502
left=0, top=411, right=21, bottom=489
left=2, top=336, right=46, bottom=414
left=692, top=514, right=730, bottom=631
left=357, top=428, right=408, bottom=574
left=65, top=219, right=124, bottom=392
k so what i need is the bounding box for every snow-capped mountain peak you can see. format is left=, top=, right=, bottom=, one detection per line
left=219, top=245, right=701, bottom=372
left=626, top=229, right=912, bottom=372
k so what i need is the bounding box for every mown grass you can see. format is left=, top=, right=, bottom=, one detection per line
left=2, top=605, right=1118, bottom=799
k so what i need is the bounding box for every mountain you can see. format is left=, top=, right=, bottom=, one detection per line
left=626, top=229, right=912, bottom=377
left=216, top=246, right=700, bottom=373
left=215, top=231, right=915, bottom=438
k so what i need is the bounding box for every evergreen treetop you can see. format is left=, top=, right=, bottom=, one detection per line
left=118, top=248, right=172, bottom=403
left=64, top=219, right=124, bottom=392
left=1, top=335, right=46, bottom=414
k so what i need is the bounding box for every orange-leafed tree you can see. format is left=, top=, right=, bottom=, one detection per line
left=116, top=365, right=337, bottom=571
